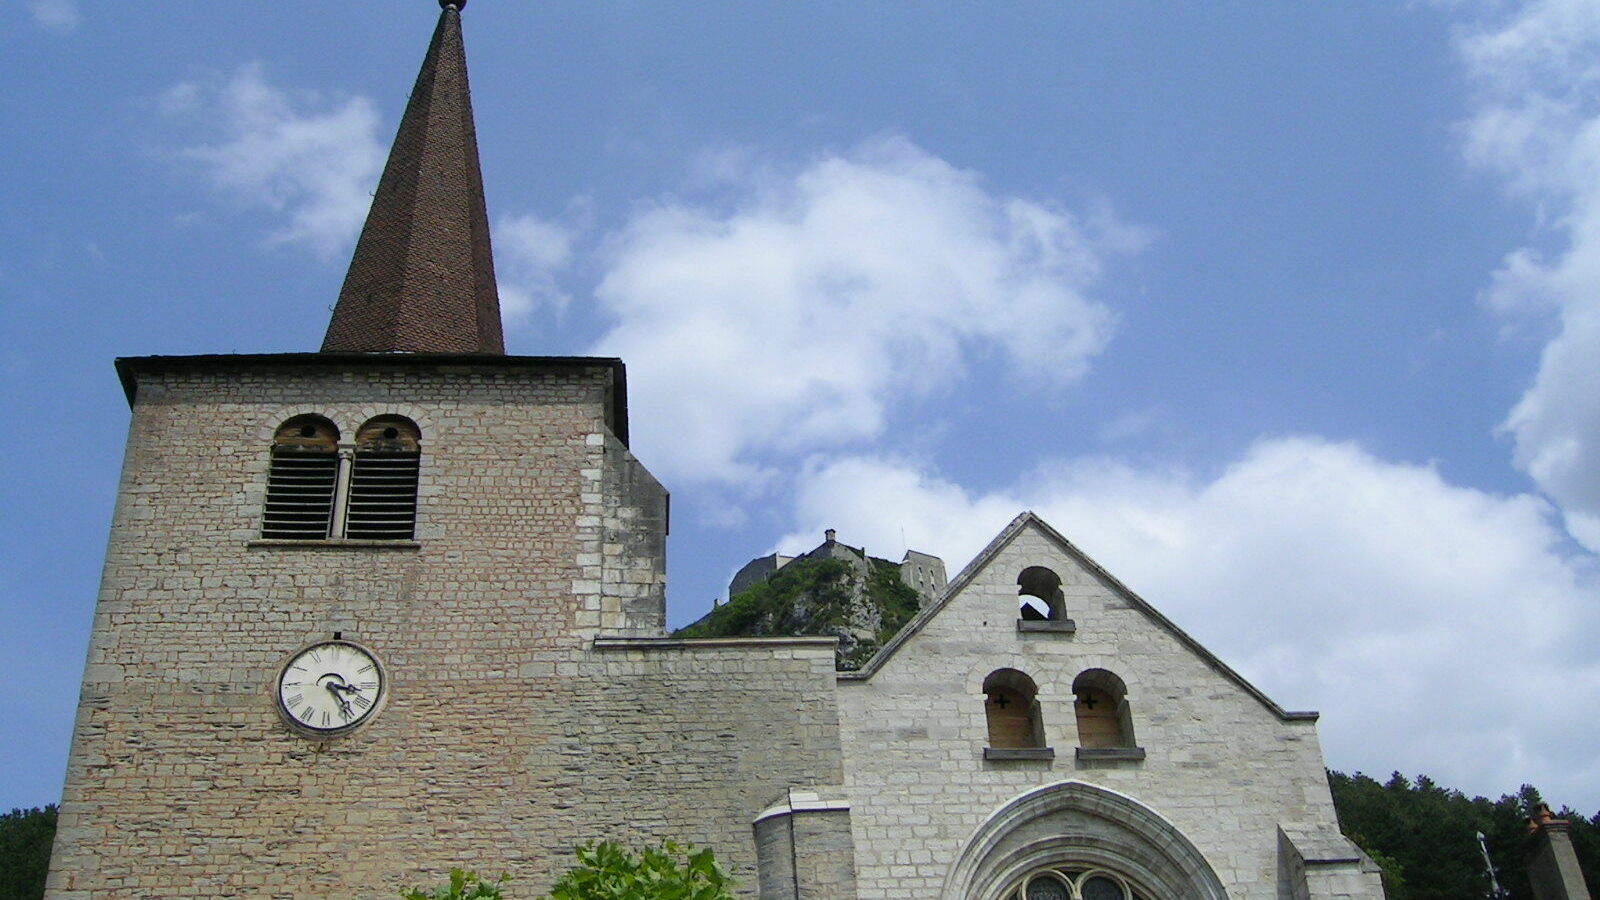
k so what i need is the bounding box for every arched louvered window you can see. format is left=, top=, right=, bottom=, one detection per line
left=262, top=416, right=341, bottom=540
left=344, top=416, right=421, bottom=540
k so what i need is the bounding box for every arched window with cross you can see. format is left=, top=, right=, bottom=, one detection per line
left=983, top=668, right=1045, bottom=749
left=1072, top=668, right=1137, bottom=750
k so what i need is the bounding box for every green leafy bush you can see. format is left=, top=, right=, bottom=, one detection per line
left=544, top=842, right=733, bottom=900
left=401, top=868, right=508, bottom=900
left=399, top=844, right=731, bottom=900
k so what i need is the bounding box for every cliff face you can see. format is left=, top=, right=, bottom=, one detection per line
left=675, top=556, right=923, bottom=670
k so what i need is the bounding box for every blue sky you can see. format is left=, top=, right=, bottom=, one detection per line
left=3, top=0, right=1598, bottom=814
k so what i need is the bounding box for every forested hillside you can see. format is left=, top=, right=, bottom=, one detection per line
left=1330, top=772, right=1598, bottom=899
left=1, top=806, right=55, bottom=900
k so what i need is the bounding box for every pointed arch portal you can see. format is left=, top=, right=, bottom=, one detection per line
left=940, top=781, right=1229, bottom=900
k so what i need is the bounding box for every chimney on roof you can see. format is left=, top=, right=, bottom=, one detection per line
left=321, top=1, right=505, bottom=355
left=1526, top=805, right=1594, bottom=900
left=824, top=529, right=837, bottom=543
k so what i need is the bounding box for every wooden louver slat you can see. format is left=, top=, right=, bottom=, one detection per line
left=344, top=451, right=420, bottom=540
left=262, top=452, right=338, bottom=539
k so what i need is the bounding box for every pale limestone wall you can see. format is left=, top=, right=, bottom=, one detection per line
left=561, top=638, right=846, bottom=894
left=45, top=360, right=836, bottom=900
left=754, top=791, right=857, bottom=900
left=836, top=518, right=1366, bottom=900
left=1279, top=825, right=1387, bottom=900
left=596, top=432, right=669, bottom=636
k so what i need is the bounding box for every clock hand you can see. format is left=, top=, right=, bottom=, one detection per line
left=325, top=682, right=355, bottom=718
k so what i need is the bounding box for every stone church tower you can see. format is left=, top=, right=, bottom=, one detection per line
left=46, top=5, right=841, bottom=898
left=45, top=5, right=1387, bottom=900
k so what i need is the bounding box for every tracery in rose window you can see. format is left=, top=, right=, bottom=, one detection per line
left=1007, top=866, right=1150, bottom=900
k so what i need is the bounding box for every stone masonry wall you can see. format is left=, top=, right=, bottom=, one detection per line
left=837, top=520, right=1364, bottom=900
left=1528, top=822, right=1596, bottom=900
left=45, top=361, right=837, bottom=900
left=593, top=433, right=668, bottom=636
left=753, top=789, right=857, bottom=900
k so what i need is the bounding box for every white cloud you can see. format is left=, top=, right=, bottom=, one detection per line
left=494, top=212, right=579, bottom=321
left=1458, top=1, right=1600, bottom=552
left=162, top=64, right=385, bottom=258
left=590, top=135, right=1141, bottom=486
left=778, top=438, right=1600, bottom=807
left=1097, top=408, right=1162, bottom=443
left=28, top=0, right=79, bottom=33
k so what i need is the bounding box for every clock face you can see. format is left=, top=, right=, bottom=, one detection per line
left=276, top=641, right=386, bottom=735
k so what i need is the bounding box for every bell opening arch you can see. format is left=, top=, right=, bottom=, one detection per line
left=940, top=781, right=1230, bottom=900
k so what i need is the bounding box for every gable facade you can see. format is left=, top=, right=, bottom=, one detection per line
left=832, top=515, right=1385, bottom=900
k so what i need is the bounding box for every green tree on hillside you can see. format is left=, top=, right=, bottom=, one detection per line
left=0, top=805, right=57, bottom=900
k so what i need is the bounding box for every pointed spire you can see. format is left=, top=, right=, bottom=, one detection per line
left=321, top=2, right=505, bottom=354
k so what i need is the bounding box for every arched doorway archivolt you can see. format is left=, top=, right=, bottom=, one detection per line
left=939, top=781, right=1229, bottom=900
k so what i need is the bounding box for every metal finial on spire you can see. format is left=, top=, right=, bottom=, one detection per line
left=440, top=0, right=464, bottom=9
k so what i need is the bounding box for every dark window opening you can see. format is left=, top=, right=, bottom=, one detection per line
left=1018, top=566, right=1065, bottom=621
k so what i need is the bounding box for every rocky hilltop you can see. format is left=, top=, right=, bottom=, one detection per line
left=675, top=555, right=924, bottom=670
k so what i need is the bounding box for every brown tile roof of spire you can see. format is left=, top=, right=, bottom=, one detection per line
left=321, top=4, right=505, bottom=354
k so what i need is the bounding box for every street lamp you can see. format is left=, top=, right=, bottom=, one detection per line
left=1477, top=831, right=1509, bottom=899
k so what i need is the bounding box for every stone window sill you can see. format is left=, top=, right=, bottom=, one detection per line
left=1017, top=619, right=1076, bottom=634
left=1076, top=747, right=1146, bottom=761
left=984, top=747, right=1055, bottom=761
left=249, top=539, right=422, bottom=550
